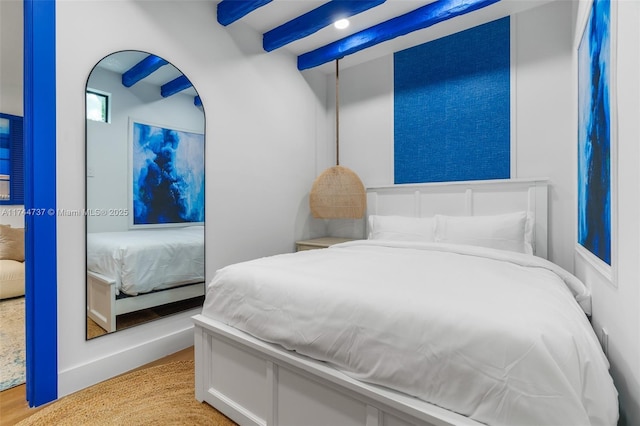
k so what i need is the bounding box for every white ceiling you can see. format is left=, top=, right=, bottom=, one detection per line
left=236, top=0, right=555, bottom=73
left=95, top=50, right=199, bottom=97
left=93, top=0, right=555, bottom=97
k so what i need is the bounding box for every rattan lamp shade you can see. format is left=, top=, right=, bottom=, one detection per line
left=309, top=165, right=366, bottom=219
left=309, top=59, right=366, bottom=219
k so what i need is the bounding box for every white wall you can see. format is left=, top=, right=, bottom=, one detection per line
left=56, top=0, right=327, bottom=396
left=337, top=2, right=577, bottom=272
left=86, top=66, right=204, bottom=232
left=338, top=1, right=640, bottom=424
left=0, top=211, right=24, bottom=228
left=0, top=0, right=22, bottom=116
left=323, top=55, right=394, bottom=239
left=0, top=0, right=24, bottom=227
left=511, top=2, right=575, bottom=271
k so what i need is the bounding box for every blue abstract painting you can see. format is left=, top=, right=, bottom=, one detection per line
left=131, top=121, right=205, bottom=226
left=578, top=0, right=611, bottom=265
left=0, top=113, right=24, bottom=204
left=0, top=118, right=9, bottom=177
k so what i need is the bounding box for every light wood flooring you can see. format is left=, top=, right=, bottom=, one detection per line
left=0, top=346, right=194, bottom=426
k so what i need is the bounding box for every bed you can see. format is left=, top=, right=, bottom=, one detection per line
left=192, top=179, right=619, bottom=426
left=87, top=225, right=205, bottom=332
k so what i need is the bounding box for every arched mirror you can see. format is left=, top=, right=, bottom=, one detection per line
left=85, top=51, right=205, bottom=339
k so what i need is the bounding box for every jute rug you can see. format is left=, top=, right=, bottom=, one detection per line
left=0, top=296, right=26, bottom=391
left=16, top=360, right=237, bottom=426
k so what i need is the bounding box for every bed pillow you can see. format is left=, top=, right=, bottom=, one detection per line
left=368, top=215, right=435, bottom=242
left=434, top=212, right=533, bottom=254
left=0, top=224, right=25, bottom=262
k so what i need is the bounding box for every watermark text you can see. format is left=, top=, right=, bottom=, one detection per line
left=1, top=208, right=129, bottom=217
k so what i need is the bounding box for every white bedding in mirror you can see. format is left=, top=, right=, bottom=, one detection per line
left=87, top=226, right=204, bottom=296
left=202, top=240, right=618, bottom=426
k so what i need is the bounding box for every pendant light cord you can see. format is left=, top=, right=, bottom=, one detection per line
left=335, top=59, right=340, bottom=166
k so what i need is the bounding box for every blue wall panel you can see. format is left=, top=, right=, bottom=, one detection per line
left=24, top=0, right=58, bottom=407
left=394, top=17, right=510, bottom=184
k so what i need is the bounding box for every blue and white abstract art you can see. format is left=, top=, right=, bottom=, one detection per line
left=131, top=121, right=205, bottom=226
left=0, top=117, right=10, bottom=177
left=577, top=0, right=611, bottom=265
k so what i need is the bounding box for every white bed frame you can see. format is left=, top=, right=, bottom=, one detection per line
left=87, top=272, right=204, bottom=333
left=193, top=178, right=549, bottom=426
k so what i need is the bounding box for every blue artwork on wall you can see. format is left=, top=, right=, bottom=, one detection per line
left=578, top=0, right=611, bottom=265
left=394, top=17, right=510, bottom=184
left=0, top=118, right=9, bottom=179
left=131, top=121, right=205, bottom=226
left=0, top=113, right=24, bottom=205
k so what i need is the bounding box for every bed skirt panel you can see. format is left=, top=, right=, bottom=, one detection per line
left=193, top=314, right=480, bottom=426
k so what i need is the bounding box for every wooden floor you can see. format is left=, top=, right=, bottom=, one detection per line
left=0, top=346, right=194, bottom=426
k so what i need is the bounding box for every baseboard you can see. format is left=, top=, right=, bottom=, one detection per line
left=57, top=324, right=194, bottom=398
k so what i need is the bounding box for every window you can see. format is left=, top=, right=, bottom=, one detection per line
left=86, top=89, right=110, bottom=123
left=0, top=113, right=24, bottom=204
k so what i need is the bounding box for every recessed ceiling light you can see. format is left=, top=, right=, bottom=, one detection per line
left=334, top=18, right=350, bottom=30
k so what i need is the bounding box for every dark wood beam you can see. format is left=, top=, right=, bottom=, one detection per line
left=298, top=0, right=501, bottom=70
left=263, top=0, right=386, bottom=52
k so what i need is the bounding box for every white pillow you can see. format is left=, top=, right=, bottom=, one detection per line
left=434, top=211, right=534, bottom=254
left=368, top=215, right=435, bottom=242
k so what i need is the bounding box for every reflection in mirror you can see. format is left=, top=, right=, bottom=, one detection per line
left=85, top=51, right=205, bottom=339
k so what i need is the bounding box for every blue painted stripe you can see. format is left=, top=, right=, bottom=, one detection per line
left=263, top=0, right=386, bottom=52
left=23, top=0, right=58, bottom=407
left=122, top=54, right=168, bottom=87
left=217, top=0, right=272, bottom=26
left=161, top=75, right=192, bottom=97
left=298, top=0, right=501, bottom=70
left=194, top=96, right=202, bottom=107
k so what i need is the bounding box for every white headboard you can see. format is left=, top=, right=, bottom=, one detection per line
left=366, top=178, right=549, bottom=259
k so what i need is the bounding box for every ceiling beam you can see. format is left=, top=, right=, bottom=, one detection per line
left=121, top=55, right=168, bottom=88
left=217, top=0, right=272, bottom=26
left=161, top=75, right=192, bottom=98
left=263, top=0, right=386, bottom=52
left=297, top=0, right=501, bottom=70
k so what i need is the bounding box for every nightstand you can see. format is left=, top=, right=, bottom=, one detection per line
left=295, top=237, right=356, bottom=251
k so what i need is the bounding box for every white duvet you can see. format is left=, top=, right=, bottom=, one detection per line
left=87, top=226, right=204, bottom=295
left=202, top=240, right=618, bottom=426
